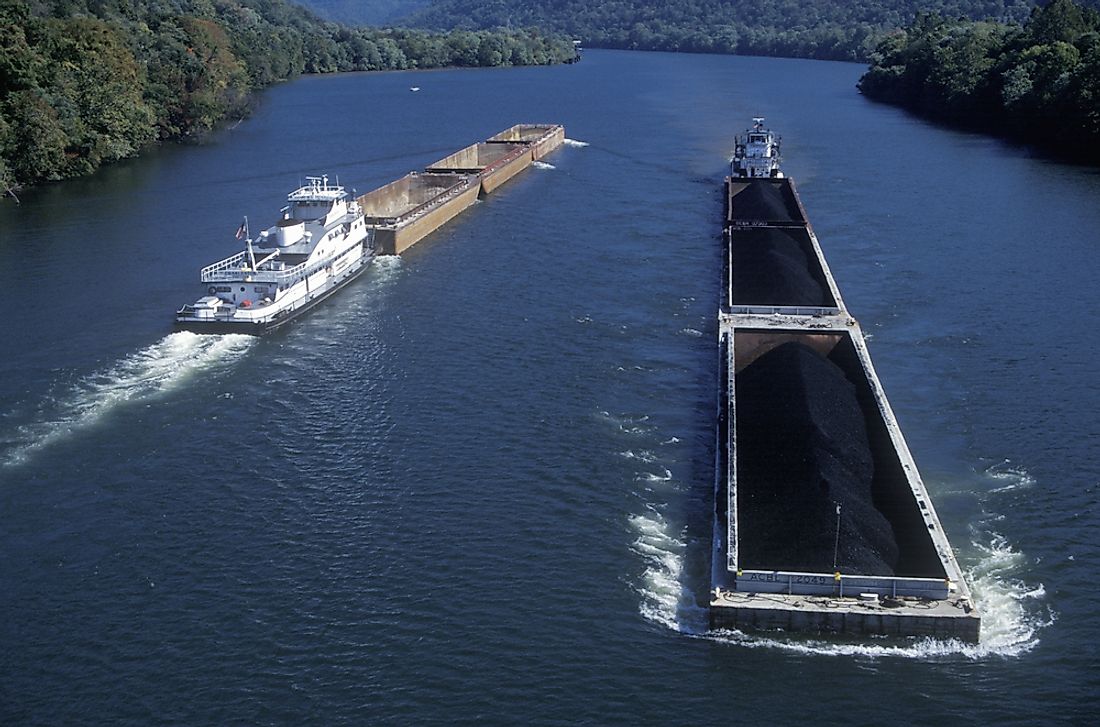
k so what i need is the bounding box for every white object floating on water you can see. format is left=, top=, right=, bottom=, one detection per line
left=409, top=86, right=420, bottom=92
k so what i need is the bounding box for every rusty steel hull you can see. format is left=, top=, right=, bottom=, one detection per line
left=356, top=173, right=480, bottom=255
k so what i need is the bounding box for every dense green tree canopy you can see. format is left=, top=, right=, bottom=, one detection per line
left=858, top=0, right=1100, bottom=162
left=292, top=0, right=430, bottom=26
left=0, top=0, right=577, bottom=191
left=298, top=0, right=1095, bottom=62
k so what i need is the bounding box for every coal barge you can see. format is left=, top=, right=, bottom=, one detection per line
left=710, top=121, right=980, bottom=641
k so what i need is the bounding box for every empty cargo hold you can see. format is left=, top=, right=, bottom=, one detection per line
left=488, top=124, right=566, bottom=160
left=356, top=172, right=479, bottom=254
left=425, top=142, right=533, bottom=195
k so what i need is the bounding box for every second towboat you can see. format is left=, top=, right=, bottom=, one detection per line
left=176, top=124, right=565, bottom=334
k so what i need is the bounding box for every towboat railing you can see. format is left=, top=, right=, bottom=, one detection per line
left=199, top=252, right=250, bottom=280
left=734, top=568, right=952, bottom=600
left=725, top=304, right=838, bottom=317
left=200, top=245, right=359, bottom=286
left=202, top=258, right=310, bottom=285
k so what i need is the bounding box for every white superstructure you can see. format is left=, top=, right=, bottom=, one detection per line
left=176, top=176, right=374, bottom=333
left=732, top=117, right=783, bottom=178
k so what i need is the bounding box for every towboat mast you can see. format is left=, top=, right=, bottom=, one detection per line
left=243, top=215, right=257, bottom=272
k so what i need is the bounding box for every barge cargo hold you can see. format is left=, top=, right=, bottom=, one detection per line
left=723, top=225, right=844, bottom=312
left=425, top=142, right=533, bottom=195
left=356, top=172, right=480, bottom=255
left=711, top=124, right=979, bottom=641
left=358, top=124, right=564, bottom=255
left=711, top=318, right=979, bottom=641
left=726, top=177, right=807, bottom=227
left=487, top=124, right=566, bottom=161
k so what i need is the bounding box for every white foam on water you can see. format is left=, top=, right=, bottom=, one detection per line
left=629, top=510, right=698, bottom=631
left=985, top=460, right=1036, bottom=493
left=619, top=449, right=657, bottom=463
left=634, top=467, right=673, bottom=484
left=697, top=529, right=1049, bottom=659
left=679, top=328, right=704, bottom=337
left=563, top=138, right=589, bottom=147
left=959, top=531, right=1051, bottom=655
left=370, top=254, right=403, bottom=282
left=596, top=410, right=653, bottom=436
left=624, top=433, right=1050, bottom=658
left=3, top=332, right=254, bottom=466
left=532, top=161, right=556, bottom=170
left=622, top=414, right=712, bottom=634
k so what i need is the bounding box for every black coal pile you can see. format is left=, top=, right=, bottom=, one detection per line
left=735, top=342, right=898, bottom=575
left=730, top=181, right=796, bottom=222
left=731, top=228, right=827, bottom=306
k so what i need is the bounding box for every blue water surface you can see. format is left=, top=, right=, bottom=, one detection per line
left=1, top=50, right=1098, bottom=724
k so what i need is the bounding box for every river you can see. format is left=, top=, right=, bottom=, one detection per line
left=1, top=49, right=1098, bottom=723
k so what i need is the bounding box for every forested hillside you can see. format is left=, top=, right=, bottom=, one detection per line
left=301, top=0, right=1060, bottom=61
left=859, top=0, right=1100, bottom=161
left=0, top=0, right=576, bottom=192
left=297, top=0, right=430, bottom=26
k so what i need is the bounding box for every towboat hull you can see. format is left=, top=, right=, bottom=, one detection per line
left=175, top=251, right=374, bottom=335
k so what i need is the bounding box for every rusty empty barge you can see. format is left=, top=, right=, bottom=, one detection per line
left=359, top=124, right=564, bottom=254
left=711, top=146, right=980, bottom=642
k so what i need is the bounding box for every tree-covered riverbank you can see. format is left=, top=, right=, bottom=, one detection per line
left=858, top=0, right=1100, bottom=162
left=386, top=0, right=1049, bottom=62
left=0, top=0, right=577, bottom=192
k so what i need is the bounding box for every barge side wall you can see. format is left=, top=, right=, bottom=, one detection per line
left=488, top=124, right=566, bottom=160
left=709, top=597, right=980, bottom=641
left=479, top=149, right=535, bottom=195
left=374, top=182, right=480, bottom=255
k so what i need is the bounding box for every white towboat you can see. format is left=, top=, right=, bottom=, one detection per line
left=176, top=176, right=374, bottom=333
left=732, top=117, right=783, bottom=178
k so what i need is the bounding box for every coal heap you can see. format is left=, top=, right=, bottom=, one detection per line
left=731, top=228, right=827, bottom=306
left=730, top=182, right=796, bottom=222
left=735, top=342, right=898, bottom=575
